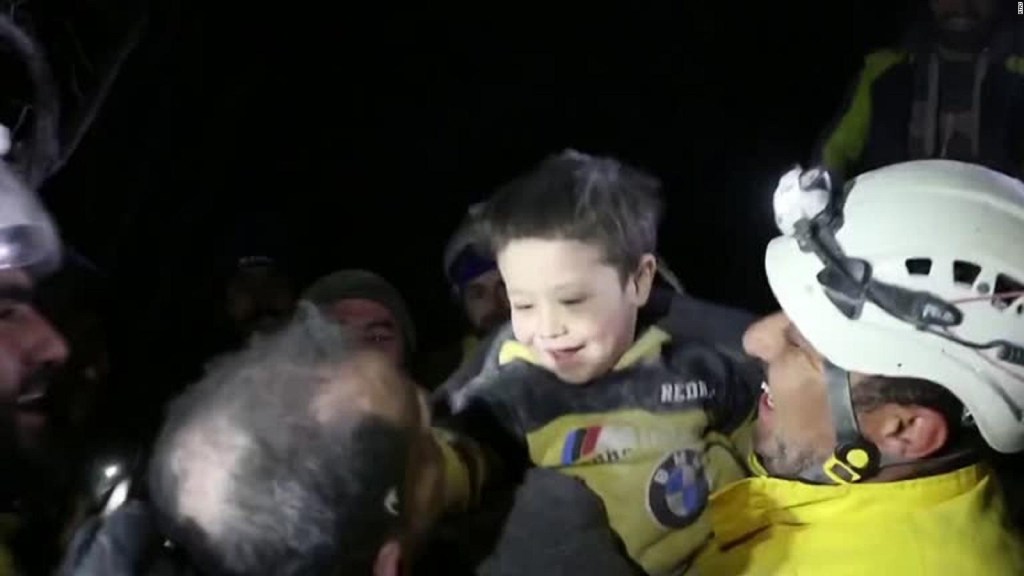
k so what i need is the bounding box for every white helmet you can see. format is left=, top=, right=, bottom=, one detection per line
left=767, top=160, right=1024, bottom=454
left=0, top=124, right=61, bottom=277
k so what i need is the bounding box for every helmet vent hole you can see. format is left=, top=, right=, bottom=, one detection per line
left=953, top=260, right=982, bottom=286
left=992, top=274, right=1024, bottom=311
left=905, top=258, right=932, bottom=276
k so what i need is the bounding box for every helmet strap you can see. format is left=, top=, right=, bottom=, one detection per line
left=795, top=361, right=882, bottom=484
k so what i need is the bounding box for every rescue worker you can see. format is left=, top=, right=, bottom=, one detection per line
left=697, top=160, right=1024, bottom=574
left=0, top=127, right=70, bottom=573
left=304, top=269, right=418, bottom=368
left=443, top=202, right=510, bottom=349
left=817, top=0, right=1024, bottom=179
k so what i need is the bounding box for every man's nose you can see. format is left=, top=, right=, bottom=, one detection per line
left=742, top=312, right=789, bottom=362
left=25, top=309, right=69, bottom=369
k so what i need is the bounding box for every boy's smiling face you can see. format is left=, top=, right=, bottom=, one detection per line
left=497, top=238, right=655, bottom=384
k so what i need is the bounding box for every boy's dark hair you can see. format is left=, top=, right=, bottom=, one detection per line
left=481, top=149, right=664, bottom=280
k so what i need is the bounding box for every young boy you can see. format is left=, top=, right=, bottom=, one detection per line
left=431, top=150, right=761, bottom=576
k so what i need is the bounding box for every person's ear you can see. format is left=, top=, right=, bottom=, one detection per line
left=630, top=254, right=658, bottom=306
left=374, top=539, right=404, bottom=576
left=862, top=404, right=949, bottom=460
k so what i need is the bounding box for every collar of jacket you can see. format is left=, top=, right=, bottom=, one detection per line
left=497, top=326, right=671, bottom=371
left=708, top=463, right=990, bottom=547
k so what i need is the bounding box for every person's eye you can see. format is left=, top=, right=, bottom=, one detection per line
left=560, top=296, right=587, bottom=307
left=511, top=303, right=533, bottom=311
left=366, top=332, right=396, bottom=344
left=0, top=302, right=24, bottom=321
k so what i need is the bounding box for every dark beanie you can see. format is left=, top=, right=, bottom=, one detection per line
left=302, top=269, right=417, bottom=354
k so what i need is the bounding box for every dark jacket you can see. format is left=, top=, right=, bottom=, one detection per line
left=430, top=285, right=761, bottom=575
left=61, top=479, right=641, bottom=576
left=817, top=21, right=1024, bottom=179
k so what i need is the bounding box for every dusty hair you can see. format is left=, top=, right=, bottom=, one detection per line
left=148, top=304, right=413, bottom=575
left=481, top=149, right=663, bottom=280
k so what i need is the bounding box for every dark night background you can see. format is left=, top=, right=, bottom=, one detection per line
left=33, top=0, right=925, bottom=435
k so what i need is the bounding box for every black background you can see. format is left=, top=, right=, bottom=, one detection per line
left=34, top=0, right=927, bottom=428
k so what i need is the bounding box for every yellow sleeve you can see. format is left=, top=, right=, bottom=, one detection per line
left=0, top=513, right=17, bottom=576
left=821, top=50, right=908, bottom=177
left=0, top=548, right=12, bottom=576
left=433, top=427, right=490, bottom=513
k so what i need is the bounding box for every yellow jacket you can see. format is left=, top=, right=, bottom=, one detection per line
left=696, top=463, right=1024, bottom=575
left=0, top=545, right=10, bottom=576
left=0, top=513, right=16, bottom=576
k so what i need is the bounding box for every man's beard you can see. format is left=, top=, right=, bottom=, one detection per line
left=0, top=366, right=67, bottom=509
left=473, top=311, right=509, bottom=337
left=756, top=433, right=828, bottom=481
left=0, top=409, right=53, bottom=510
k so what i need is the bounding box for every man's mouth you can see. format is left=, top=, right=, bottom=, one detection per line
left=12, top=392, right=50, bottom=433
left=760, top=381, right=775, bottom=410
left=16, top=373, right=51, bottom=413
left=16, top=391, right=48, bottom=410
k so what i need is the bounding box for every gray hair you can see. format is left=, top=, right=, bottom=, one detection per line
left=148, top=304, right=413, bottom=575
left=481, top=149, right=663, bottom=279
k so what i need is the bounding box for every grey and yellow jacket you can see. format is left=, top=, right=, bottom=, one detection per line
left=432, top=287, right=761, bottom=575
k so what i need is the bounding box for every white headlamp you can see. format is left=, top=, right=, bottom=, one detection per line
left=0, top=124, right=61, bottom=276
left=772, top=165, right=833, bottom=236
